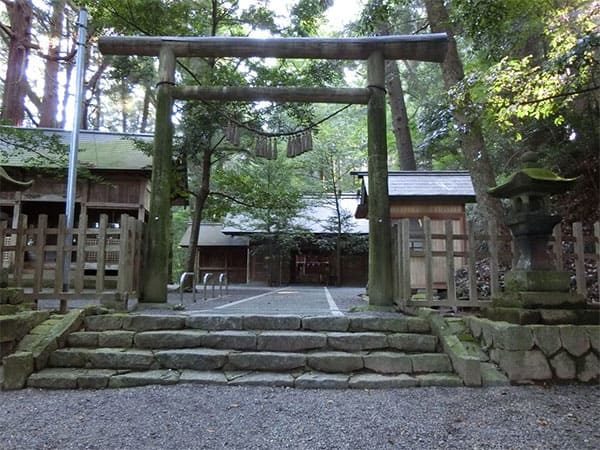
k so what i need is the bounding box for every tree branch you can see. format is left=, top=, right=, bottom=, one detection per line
left=517, top=85, right=600, bottom=105
left=0, top=21, right=14, bottom=39
left=26, top=82, right=42, bottom=110
left=209, top=191, right=261, bottom=209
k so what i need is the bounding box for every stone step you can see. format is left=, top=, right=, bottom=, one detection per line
left=83, top=313, right=431, bottom=334
left=49, top=347, right=451, bottom=374
left=66, top=330, right=438, bottom=353
left=27, top=368, right=463, bottom=390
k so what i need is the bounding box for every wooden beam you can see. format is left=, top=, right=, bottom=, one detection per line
left=172, top=86, right=371, bottom=104
left=99, top=34, right=448, bottom=62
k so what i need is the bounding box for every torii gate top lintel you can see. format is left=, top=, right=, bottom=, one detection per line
left=98, top=33, right=448, bottom=63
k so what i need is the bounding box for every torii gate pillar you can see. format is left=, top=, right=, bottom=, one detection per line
left=366, top=51, right=393, bottom=307
left=140, top=47, right=175, bottom=302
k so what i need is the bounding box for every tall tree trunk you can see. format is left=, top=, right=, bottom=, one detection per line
left=140, top=85, right=152, bottom=133
left=423, top=0, right=504, bottom=224
left=182, top=145, right=213, bottom=289
left=368, top=0, right=418, bottom=171
left=39, top=0, right=66, bottom=128
left=59, top=19, right=75, bottom=129
left=1, top=0, right=33, bottom=125
left=386, top=61, right=417, bottom=170
left=120, top=82, right=128, bottom=132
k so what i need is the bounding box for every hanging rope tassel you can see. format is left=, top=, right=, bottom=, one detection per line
left=232, top=124, right=240, bottom=146
left=306, top=130, right=313, bottom=152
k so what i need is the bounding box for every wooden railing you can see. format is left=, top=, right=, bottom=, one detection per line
left=1, top=213, right=144, bottom=305
left=393, top=218, right=599, bottom=310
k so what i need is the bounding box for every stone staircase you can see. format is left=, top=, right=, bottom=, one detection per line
left=27, top=312, right=465, bottom=389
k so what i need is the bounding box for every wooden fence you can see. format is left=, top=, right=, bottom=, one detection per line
left=393, top=218, right=600, bottom=310
left=1, top=213, right=144, bottom=307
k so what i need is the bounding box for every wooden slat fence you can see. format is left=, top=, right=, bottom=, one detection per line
left=0, top=213, right=145, bottom=308
left=393, top=218, right=600, bottom=310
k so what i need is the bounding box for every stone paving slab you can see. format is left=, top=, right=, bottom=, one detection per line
left=306, top=352, right=364, bottom=373
left=200, top=330, right=257, bottom=350
left=363, top=352, right=413, bottom=374
left=416, top=373, right=463, bottom=387
left=387, top=333, right=437, bottom=352
left=134, top=330, right=208, bottom=349
left=88, top=348, right=157, bottom=370
left=229, top=372, right=295, bottom=388
left=327, top=332, right=388, bottom=351
left=28, top=368, right=85, bottom=389
left=154, top=348, right=229, bottom=370
left=228, top=352, right=306, bottom=371
left=302, top=316, right=350, bottom=331
left=410, top=353, right=452, bottom=373
left=348, top=373, right=419, bottom=389
left=243, top=315, right=302, bottom=330
left=108, top=370, right=180, bottom=388
left=257, top=331, right=327, bottom=352
left=295, top=372, right=350, bottom=389
left=179, top=370, right=229, bottom=385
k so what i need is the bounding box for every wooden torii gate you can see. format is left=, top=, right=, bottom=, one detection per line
left=98, top=34, right=447, bottom=306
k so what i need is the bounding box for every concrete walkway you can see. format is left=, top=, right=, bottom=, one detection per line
left=35, top=285, right=368, bottom=316
left=187, top=286, right=346, bottom=316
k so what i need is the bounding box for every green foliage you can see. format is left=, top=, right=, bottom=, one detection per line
left=218, top=156, right=307, bottom=233
left=171, top=206, right=191, bottom=279
left=0, top=125, right=68, bottom=169
left=288, top=0, right=334, bottom=36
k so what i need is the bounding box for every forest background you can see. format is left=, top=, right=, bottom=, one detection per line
left=0, top=0, right=598, bottom=280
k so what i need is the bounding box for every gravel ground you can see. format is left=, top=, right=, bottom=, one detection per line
left=1, top=384, right=598, bottom=450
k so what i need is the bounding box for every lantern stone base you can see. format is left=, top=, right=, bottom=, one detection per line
left=483, top=305, right=599, bottom=325
left=484, top=269, right=599, bottom=325
left=504, top=270, right=571, bottom=293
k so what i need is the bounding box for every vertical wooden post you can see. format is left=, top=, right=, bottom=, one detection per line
left=0, top=220, right=6, bottom=267
left=246, top=247, right=251, bottom=283
left=445, top=219, right=456, bottom=303
left=595, top=222, right=600, bottom=300
left=423, top=216, right=433, bottom=301
left=573, top=222, right=586, bottom=296
left=117, top=214, right=130, bottom=294
left=14, top=214, right=27, bottom=286
left=553, top=224, right=563, bottom=271
left=96, top=214, right=108, bottom=293
left=466, top=221, right=478, bottom=303
left=367, top=51, right=393, bottom=307
left=54, top=215, right=66, bottom=293
left=140, top=46, right=175, bottom=303
left=33, top=215, right=48, bottom=295
left=392, top=223, right=399, bottom=302
left=488, top=219, right=500, bottom=298
left=74, top=212, right=87, bottom=293
left=401, top=218, right=411, bottom=300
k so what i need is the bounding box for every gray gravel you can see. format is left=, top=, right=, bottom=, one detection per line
left=1, top=384, right=598, bottom=449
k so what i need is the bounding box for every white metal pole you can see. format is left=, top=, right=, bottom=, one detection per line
left=63, top=9, right=88, bottom=291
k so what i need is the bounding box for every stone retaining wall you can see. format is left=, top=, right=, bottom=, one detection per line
left=466, top=317, right=599, bottom=383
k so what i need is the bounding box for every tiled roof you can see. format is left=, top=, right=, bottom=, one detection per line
left=354, top=171, right=476, bottom=199
left=222, top=196, right=369, bottom=235
left=0, top=127, right=153, bottom=171
left=180, top=223, right=250, bottom=247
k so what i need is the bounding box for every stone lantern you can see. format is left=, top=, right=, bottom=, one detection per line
left=484, top=157, right=598, bottom=325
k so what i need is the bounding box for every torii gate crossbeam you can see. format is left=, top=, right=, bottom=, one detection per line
left=98, top=34, right=448, bottom=306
